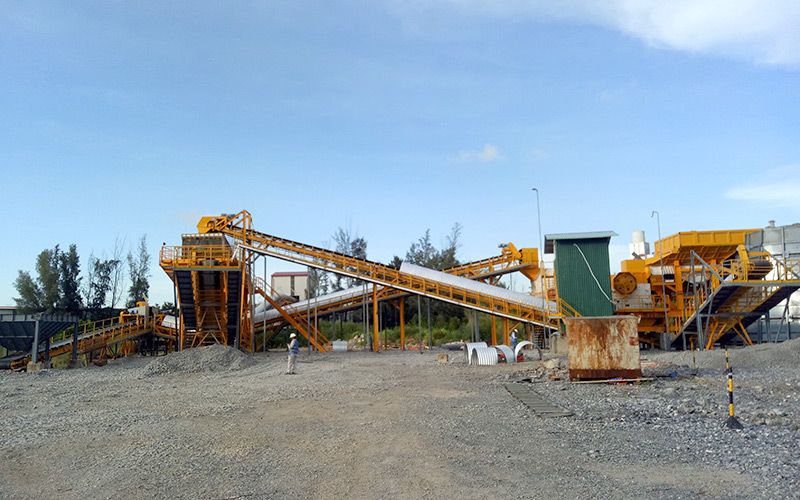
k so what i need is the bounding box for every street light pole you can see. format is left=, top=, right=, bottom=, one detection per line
left=532, top=187, right=547, bottom=330
left=652, top=210, right=670, bottom=350
left=531, top=188, right=543, bottom=256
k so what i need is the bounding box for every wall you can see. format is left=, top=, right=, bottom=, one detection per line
left=554, top=238, right=614, bottom=317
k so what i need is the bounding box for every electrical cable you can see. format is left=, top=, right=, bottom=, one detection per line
left=572, top=244, right=614, bottom=304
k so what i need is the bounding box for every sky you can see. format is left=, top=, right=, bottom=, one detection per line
left=1, top=0, right=799, bottom=305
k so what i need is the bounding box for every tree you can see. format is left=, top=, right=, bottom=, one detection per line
left=13, top=271, right=43, bottom=312
left=58, top=244, right=82, bottom=313
left=82, top=252, right=97, bottom=307
left=330, top=226, right=368, bottom=290
left=13, top=246, right=63, bottom=313
left=110, top=236, right=126, bottom=308
left=127, top=235, right=150, bottom=306
left=439, top=223, right=463, bottom=270
left=406, top=230, right=437, bottom=268
left=158, top=301, right=176, bottom=315
left=91, top=258, right=116, bottom=310
left=307, top=268, right=330, bottom=298
left=405, top=224, right=462, bottom=270
left=403, top=224, right=464, bottom=323
left=37, top=246, right=61, bottom=311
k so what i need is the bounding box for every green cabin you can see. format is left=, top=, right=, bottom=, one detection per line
left=544, top=231, right=617, bottom=317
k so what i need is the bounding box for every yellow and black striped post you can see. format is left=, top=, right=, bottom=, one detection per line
left=724, top=350, right=743, bottom=430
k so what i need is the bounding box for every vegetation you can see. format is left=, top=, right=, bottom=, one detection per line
left=12, top=235, right=150, bottom=316
left=127, top=235, right=150, bottom=307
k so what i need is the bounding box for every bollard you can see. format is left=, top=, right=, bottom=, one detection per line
left=724, top=350, right=743, bottom=430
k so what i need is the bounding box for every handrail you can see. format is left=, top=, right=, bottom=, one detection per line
left=202, top=211, right=559, bottom=328
left=160, top=245, right=238, bottom=268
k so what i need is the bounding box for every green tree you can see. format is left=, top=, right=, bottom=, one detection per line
left=37, top=246, right=61, bottom=311
left=404, top=224, right=465, bottom=324
left=127, top=235, right=150, bottom=306
left=90, top=258, right=117, bottom=310
left=330, top=226, right=368, bottom=290
left=406, top=229, right=436, bottom=267
left=13, top=246, right=62, bottom=312
left=13, top=271, right=43, bottom=312
left=58, top=244, right=82, bottom=313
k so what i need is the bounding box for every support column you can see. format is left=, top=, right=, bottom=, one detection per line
left=490, top=316, right=497, bottom=346
left=44, top=336, right=51, bottom=369
left=417, top=296, right=423, bottom=353
left=399, top=297, right=405, bottom=350
left=31, top=318, right=40, bottom=365
left=503, top=317, right=510, bottom=345
left=426, top=297, right=432, bottom=350
left=372, top=287, right=379, bottom=352
left=70, top=318, right=79, bottom=367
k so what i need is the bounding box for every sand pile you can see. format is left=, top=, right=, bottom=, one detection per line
left=142, top=344, right=257, bottom=376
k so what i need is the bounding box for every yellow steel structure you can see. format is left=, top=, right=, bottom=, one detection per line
left=159, top=239, right=244, bottom=350
left=187, top=210, right=569, bottom=353
left=613, top=228, right=800, bottom=349
left=252, top=245, right=542, bottom=349
left=9, top=309, right=164, bottom=370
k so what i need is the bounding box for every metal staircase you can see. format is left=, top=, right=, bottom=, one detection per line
left=677, top=250, right=800, bottom=349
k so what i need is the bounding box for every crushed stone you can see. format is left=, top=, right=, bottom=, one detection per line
left=141, top=344, right=257, bottom=377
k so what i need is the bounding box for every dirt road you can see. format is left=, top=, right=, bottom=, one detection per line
left=1, top=348, right=796, bottom=498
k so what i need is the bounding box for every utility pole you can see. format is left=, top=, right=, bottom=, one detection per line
left=531, top=188, right=543, bottom=259
left=652, top=210, right=670, bottom=350
left=532, top=187, right=545, bottom=314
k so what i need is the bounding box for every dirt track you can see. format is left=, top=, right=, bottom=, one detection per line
left=0, top=348, right=797, bottom=499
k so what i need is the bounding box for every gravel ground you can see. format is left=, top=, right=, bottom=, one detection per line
left=0, top=342, right=798, bottom=499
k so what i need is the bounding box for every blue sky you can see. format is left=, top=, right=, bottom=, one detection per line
left=1, top=1, right=799, bottom=305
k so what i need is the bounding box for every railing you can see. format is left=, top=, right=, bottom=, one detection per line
left=557, top=298, right=581, bottom=318
left=160, top=245, right=238, bottom=268
left=247, top=235, right=556, bottom=326
left=257, top=254, right=538, bottom=329
left=253, top=276, right=329, bottom=351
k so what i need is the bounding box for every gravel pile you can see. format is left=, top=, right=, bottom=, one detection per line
left=650, top=337, right=800, bottom=370
left=141, top=344, right=257, bottom=376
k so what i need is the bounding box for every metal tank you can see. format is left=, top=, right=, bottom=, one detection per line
left=746, top=221, right=800, bottom=341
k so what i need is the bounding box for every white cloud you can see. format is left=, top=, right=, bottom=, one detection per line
left=389, top=0, right=800, bottom=67
left=725, top=165, right=800, bottom=206
left=456, top=143, right=502, bottom=162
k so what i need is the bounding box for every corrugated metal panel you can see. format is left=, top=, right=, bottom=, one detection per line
left=554, top=238, right=614, bottom=317
left=400, top=263, right=558, bottom=312
left=514, top=340, right=534, bottom=359
left=545, top=231, right=618, bottom=254
left=495, top=344, right=515, bottom=363
left=469, top=346, right=499, bottom=365
left=465, top=341, right=488, bottom=364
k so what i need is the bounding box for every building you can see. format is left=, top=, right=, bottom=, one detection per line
left=544, top=231, right=617, bottom=317
left=270, top=271, right=309, bottom=300
left=745, top=221, right=800, bottom=342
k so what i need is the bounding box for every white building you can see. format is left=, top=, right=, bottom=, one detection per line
left=270, top=271, right=309, bottom=300
left=746, top=221, right=800, bottom=341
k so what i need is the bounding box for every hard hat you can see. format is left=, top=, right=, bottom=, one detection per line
left=290, top=333, right=297, bottom=338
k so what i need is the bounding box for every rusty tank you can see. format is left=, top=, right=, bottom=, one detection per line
left=563, top=316, right=642, bottom=380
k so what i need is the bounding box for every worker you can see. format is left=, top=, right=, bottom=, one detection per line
left=286, top=332, right=299, bottom=374
left=511, top=329, right=518, bottom=349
